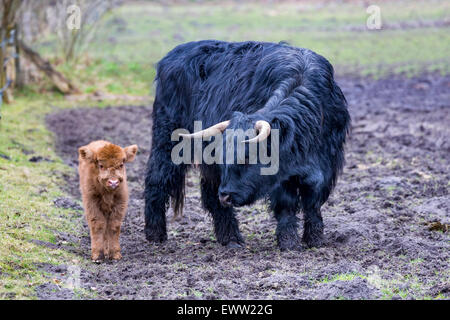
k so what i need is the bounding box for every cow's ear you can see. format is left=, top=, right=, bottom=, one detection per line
left=79, top=146, right=94, bottom=161
left=124, top=145, right=138, bottom=162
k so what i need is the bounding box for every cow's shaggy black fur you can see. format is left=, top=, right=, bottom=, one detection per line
left=144, top=40, right=350, bottom=250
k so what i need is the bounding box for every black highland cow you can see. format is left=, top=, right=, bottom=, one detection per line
left=144, top=40, right=350, bottom=250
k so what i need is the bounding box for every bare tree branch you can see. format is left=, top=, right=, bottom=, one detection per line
left=18, top=40, right=80, bottom=94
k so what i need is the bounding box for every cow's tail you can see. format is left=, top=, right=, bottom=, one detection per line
left=170, top=174, right=185, bottom=221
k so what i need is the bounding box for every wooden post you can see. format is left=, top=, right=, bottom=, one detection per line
left=0, top=7, right=6, bottom=105
left=14, top=22, right=22, bottom=89
left=4, top=24, right=15, bottom=103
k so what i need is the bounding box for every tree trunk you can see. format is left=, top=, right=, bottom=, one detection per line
left=1, top=0, right=22, bottom=104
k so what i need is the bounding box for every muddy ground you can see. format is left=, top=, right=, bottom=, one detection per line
left=41, top=73, right=449, bottom=299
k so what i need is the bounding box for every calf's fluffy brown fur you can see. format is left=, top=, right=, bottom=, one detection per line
left=78, top=140, right=138, bottom=262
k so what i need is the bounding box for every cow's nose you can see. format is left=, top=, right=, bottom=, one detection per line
left=219, top=192, right=232, bottom=207
left=108, top=179, right=119, bottom=188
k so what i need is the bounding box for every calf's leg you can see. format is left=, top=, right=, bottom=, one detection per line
left=86, top=208, right=107, bottom=262
left=107, top=213, right=124, bottom=260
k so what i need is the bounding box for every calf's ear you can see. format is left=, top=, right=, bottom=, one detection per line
left=78, top=146, right=94, bottom=161
left=124, top=145, right=138, bottom=162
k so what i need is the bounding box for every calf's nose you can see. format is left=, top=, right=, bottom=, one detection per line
left=108, top=179, right=119, bottom=188
left=219, top=192, right=232, bottom=207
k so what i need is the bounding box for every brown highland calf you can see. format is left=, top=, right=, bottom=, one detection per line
left=78, top=140, right=138, bottom=262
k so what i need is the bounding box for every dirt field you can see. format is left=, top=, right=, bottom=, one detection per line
left=42, top=73, right=449, bottom=299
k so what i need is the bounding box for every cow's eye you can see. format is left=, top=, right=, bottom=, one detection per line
left=99, top=164, right=104, bottom=169
left=119, top=164, right=124, bottom=169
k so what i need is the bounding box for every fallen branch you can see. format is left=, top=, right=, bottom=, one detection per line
left=18, top=40, right=80, bottom=94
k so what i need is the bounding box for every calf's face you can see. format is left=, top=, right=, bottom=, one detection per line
left=79, top=143, right=138, bottom=191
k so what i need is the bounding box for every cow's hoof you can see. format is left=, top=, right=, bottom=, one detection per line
left=278, top=240, right=302, bottom=251
left=302, top=233, right=324, bottom=248
left=145, top=228, right=167, bottom=243
left=277, top=233, right=302, bottom=251
left=303, top=222, right=324, bottom=248
left=226, top=241, right=244, bottom=249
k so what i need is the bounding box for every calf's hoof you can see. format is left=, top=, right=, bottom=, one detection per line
left=91, top=251, right=105, bottom=263
left=110, top=251, right=122, bottom=260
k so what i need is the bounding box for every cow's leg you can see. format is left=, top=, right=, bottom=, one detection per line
left=144, top=146, right=185, bottom=243
left=201, top=167, right=244, bottom=248
left=299, top=172, right=327, bottom=248
left=270, top=177, right=301, bottom=251
left=144, top=94, right=188, bottom=243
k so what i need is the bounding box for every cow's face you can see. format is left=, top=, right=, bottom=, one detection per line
left=218, top=161, right=278, bottom=207
left=79, top=143, right=138, bottom=191
left=181, top=112, right=283, bottom=207
left=217, top=113, right=279, bottom=207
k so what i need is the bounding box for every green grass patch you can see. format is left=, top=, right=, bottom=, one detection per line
left=0, top=94, right=79, bottom=299
left=30, top=0, right=450, bottom=96
left=319, top=272, right=364, bottom=283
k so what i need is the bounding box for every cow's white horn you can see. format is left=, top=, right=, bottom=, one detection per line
left=179, top=120, right=230, bottom=139
left=241, top=120, right=271, bottom=143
